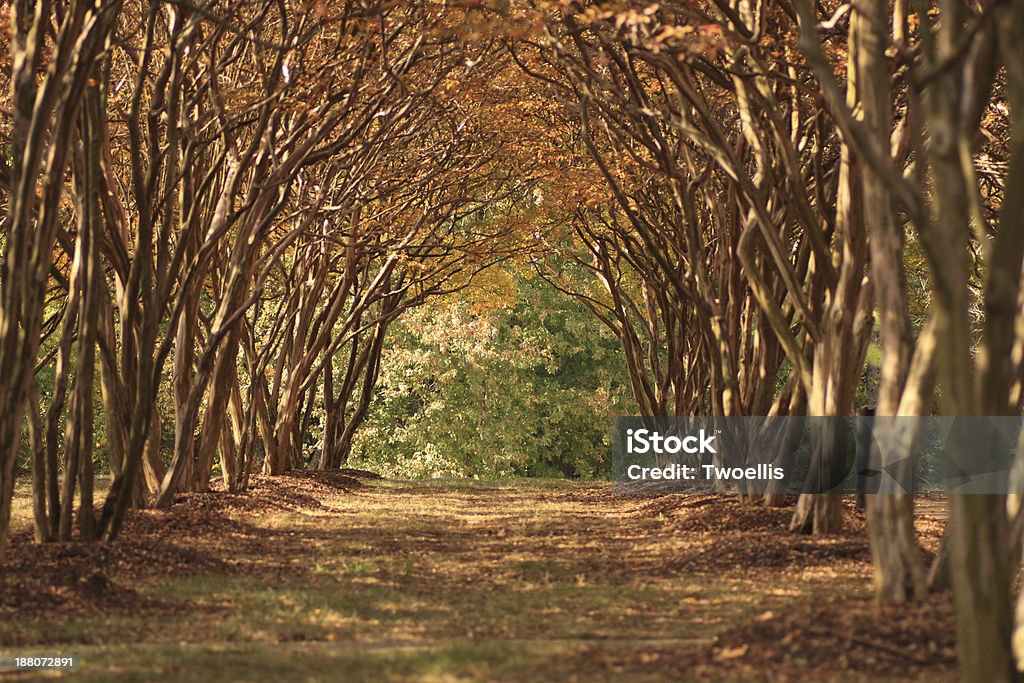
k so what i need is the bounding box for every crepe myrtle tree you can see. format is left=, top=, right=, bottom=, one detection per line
left=517, top=11, right=802, bottom=432
left=0, top=0, right=539, bottom=555
left=792, top=0, right=1023, bottom=679
left=518, top=1, right=877, bottom=526
left=0, top=0, right=121, bottom=560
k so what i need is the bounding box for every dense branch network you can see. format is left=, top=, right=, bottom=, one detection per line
left=0, top=2, right=1022, bottom=680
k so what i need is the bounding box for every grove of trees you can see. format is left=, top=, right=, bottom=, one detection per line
left=0, top=1, right=1022, bottom=681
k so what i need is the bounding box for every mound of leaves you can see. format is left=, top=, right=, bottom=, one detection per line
left=0, top=473, right=363, bottom=625
left=0, top=526, right=224, bottom=625
left=698, top=592, right=957, bottom=681
left=633, top=494, right=871, bottom=534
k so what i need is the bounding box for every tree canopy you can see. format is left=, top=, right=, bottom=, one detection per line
left=0, top=1, right=1023, bottom=680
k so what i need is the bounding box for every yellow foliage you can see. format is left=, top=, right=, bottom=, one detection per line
left=462, top=267, right=518, bottom=315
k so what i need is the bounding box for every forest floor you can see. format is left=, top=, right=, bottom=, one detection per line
left=0, top=474, right=955, bottom=682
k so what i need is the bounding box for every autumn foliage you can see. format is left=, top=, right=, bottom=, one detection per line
left=0, top=1, right=1022, bottom=681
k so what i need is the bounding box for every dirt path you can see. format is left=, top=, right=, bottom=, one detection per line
left=1, top=476, right=955, bottom=681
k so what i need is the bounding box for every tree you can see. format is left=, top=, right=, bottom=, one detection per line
left=0, top=0, right=121, bottom=560
left=793, top=0, right=1020, bottom=677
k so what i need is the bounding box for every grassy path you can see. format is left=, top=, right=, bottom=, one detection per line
left=1, top=477, right=954, bottom=681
